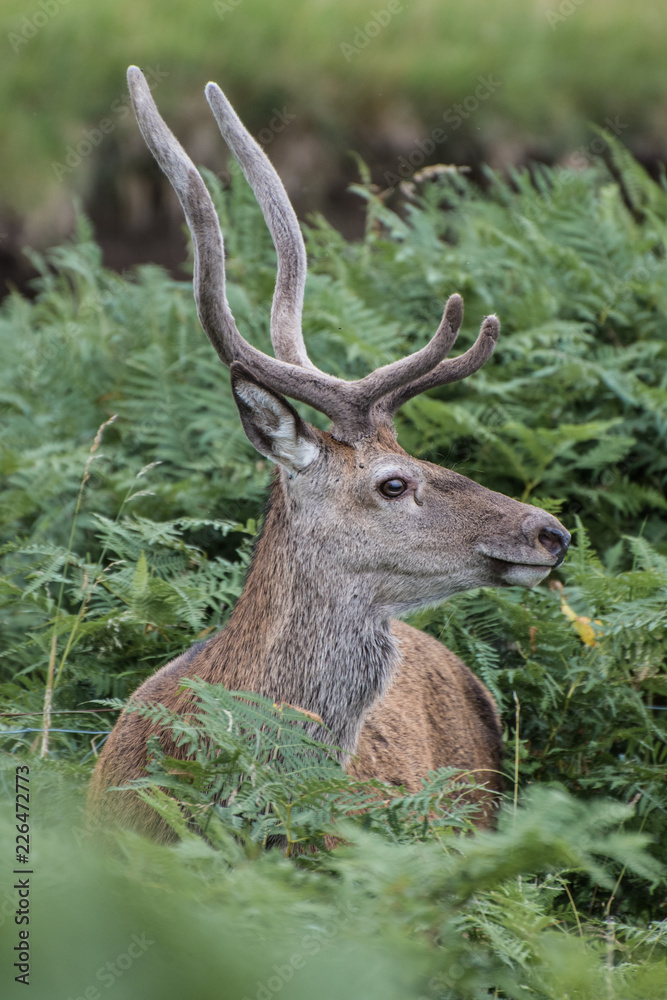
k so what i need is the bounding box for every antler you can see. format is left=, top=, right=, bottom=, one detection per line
left=127, top=67, right=498, bottom=441
left=374, top=313, right=499, bottom=421
left=204, top=82, right=311, bottom=369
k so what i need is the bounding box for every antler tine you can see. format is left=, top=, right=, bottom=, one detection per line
left=127, top=66, right=245, bottom=368
left=205, top=83, right=313, bottom=370
left=357, top=293, right=463, bottom=407
left=376, top=314, right=500, bottom=419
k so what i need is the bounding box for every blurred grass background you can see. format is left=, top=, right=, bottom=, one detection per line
left=1, top=0, right=666, bottom=290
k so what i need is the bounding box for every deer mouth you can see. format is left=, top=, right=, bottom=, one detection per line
left=476, top=544, right=559, bottom=567
left=477, top=525, right=569, bottom=574
left=475, top=547, right=560, bottom=588
left=480, top=553, right=556, bottom=569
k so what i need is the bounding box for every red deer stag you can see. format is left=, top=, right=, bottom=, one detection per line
left=88, top=67, right=570, bottom=838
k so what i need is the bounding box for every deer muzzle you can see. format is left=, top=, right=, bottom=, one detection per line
left=475, top=509, right=570, bottom=585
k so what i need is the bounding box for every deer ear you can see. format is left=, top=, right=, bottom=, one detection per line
left=231, top=363, right=321, bottom=474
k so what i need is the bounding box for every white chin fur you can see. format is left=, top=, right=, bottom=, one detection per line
left=501, top=564, right=552, bottom=588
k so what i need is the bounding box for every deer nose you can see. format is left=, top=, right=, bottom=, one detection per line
left=537, top=526, right=570, bottom=566
left=521, top=512, right=571, bottom=566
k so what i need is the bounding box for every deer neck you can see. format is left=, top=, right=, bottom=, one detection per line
left=217, top=478, right=398, bottom=758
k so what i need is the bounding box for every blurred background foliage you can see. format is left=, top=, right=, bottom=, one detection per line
left=1, top=1, right=667, bottom=995
left=1, top=0, right=667, bottom=290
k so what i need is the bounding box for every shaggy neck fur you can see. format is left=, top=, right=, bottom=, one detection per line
left=207, top=477, right=399, bottom=758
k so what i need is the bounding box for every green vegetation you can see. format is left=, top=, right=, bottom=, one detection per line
left=1, top=140, right=666, bottom=996
left=2, top=0, right=667, bottom=213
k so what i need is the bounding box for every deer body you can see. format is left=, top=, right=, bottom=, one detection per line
left=88, top=69, right=570, bottom=837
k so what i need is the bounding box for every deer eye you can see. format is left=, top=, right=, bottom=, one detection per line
left=378, top=478, right=408, bottom=498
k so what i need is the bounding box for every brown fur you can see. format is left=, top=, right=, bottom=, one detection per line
left=89, top=426, right=565, bottom=840
left=88, top=620, right=502, bottom=840
left=351, top=622, right=504, bottom=822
